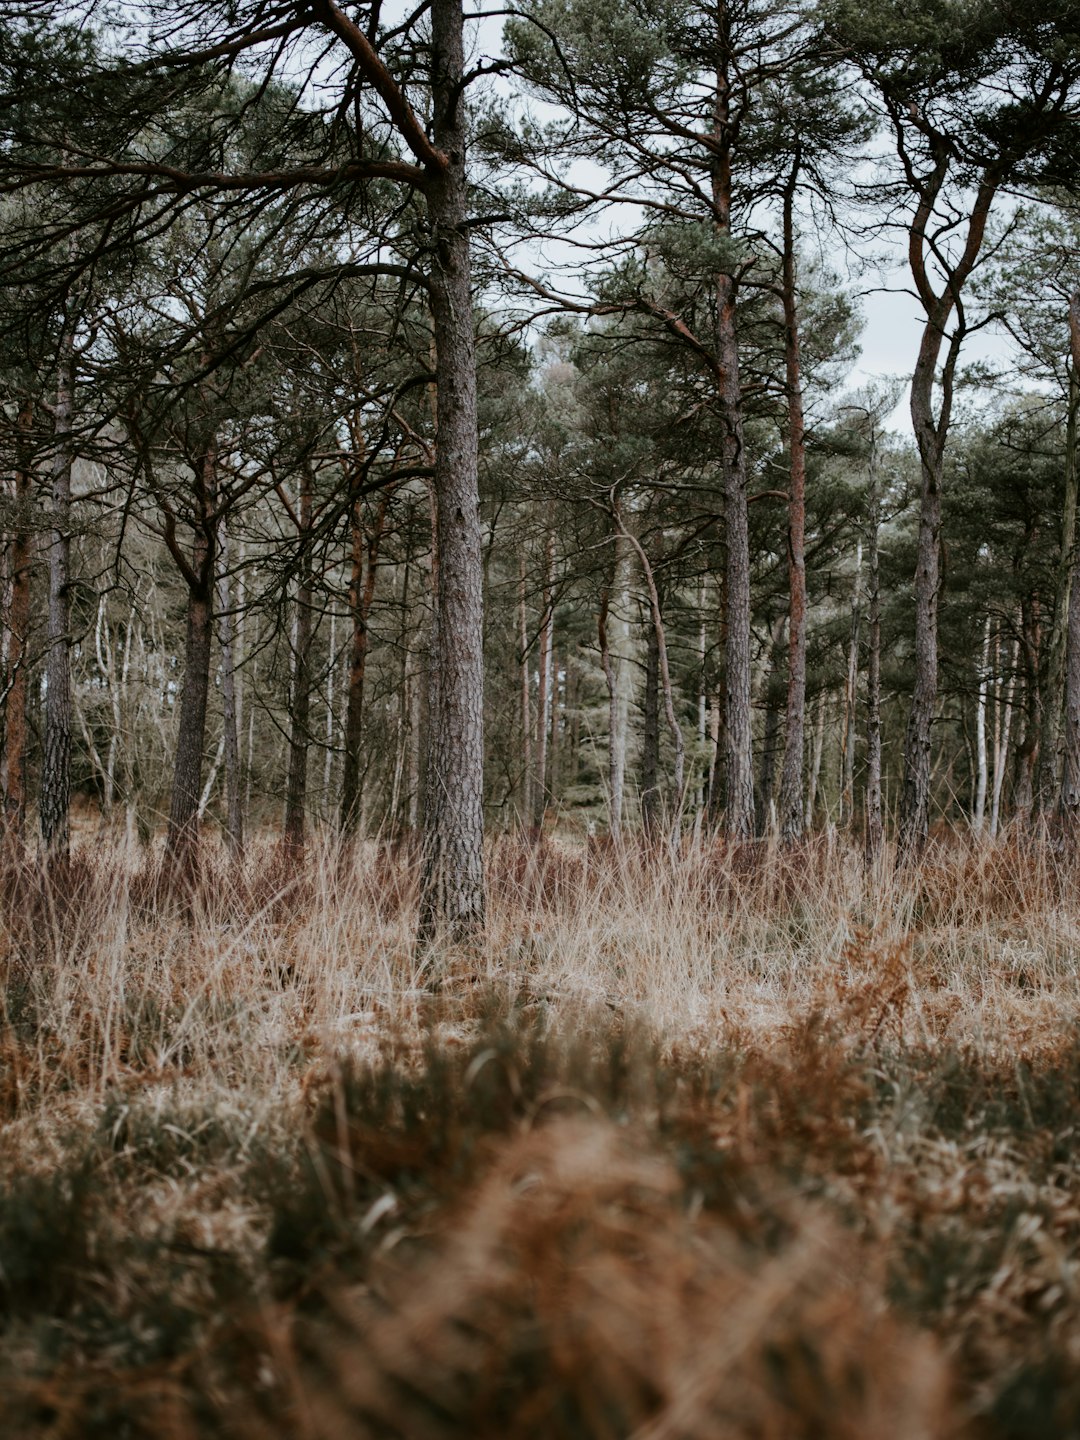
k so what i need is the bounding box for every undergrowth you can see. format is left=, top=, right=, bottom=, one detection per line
left=0, top=832, right=1079, bottom=1436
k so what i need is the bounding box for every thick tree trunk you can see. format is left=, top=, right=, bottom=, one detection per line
left=1037, top=364, right=1078, bottom=814
left=216, top=518, right=243, bottom=858
left=712, top=63, right=753, bottom=842
left=40, top=328, right=75, bottom=856
left=3, top=398, right=33, bottom=832
left=865, top=457, right=884, bottom=865
left=416, top=0, right=485, bottom=947
left=284, top=470, right=314, bottom=858
left=163, top=442, right=217, bottom=882
left=340, top=489, right=387, bottom=834
left=777, top=178, right=808, bottom=843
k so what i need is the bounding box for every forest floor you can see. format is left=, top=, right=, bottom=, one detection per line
left=1, top=831, right=1079, bottom=1438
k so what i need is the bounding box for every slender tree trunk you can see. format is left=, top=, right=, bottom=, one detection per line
left=1013, top=593, right=1040, bottom=828
left=417, top=0, right=485, bottom=947
left=163, top=442, right=217, bottom=881
left=216, top=517, right=243, bottom=858
left=640, top=610, right=661, bottom=841
left=865, top=456, right=884, bottom=865
left=284, top=470, right=314, bottom=858
left=340, top=489, right=388, bottom=833
left=1038, top=364, right=1078, bottom=814
left=973, top=616, right=990, bottom=833
left=532, top=524, right=554, bottom=830
left=777, top=173, right=808, bottom=843
left=712, top=61, right=753, bottom=841
left=518, top=552, right=533, bottom=823
left=806, top=690, right=826, bottom=829
left=757, top=616, right=786, bottom=834
left=991, top=631, right=1019, bottom=840
left=1061, top=294, right=1080, bottom=834
left=841, top=541, right=863, bottom=827
left=41, top=326, right=76, bottom=856
left=3, top=398, right=33, bottom=832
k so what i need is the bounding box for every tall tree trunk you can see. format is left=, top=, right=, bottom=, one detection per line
left=1061, top=294, right=1080, bottom=833
left=340, top=489, right=388, bottom=834
left=1013, top=592, right=1040, bottom=828
left=712, top=59, right=753, bottom=841
left=777, top=171, right=808, bottom=843
left=163, top=440, right=217, bottom=881
left=41, top=326, right=76, bottom=856
left=640, top=609, right=661, bottom=841
left=757, top=616, right=786, bottom=834
left=518, top=551, right=533, bottom=823
left=216, top=517, right=243, bottom=858
left=806, top=689, right=826, bottom=829
left=3, top=398, right=33, bottom=832
left=991, top=630, right=1019, bottom=840
left=841, top=541, right=863, bottom=827
left=1037, top=362, right=1078, bottom=814
left=865, top=454, right=884, bottom=865
left=532, top=524, right=555, bottom=830
left=972, top=616, right=990, bottom=834
left=416, top=0, right=485, bottom=947
left=284, top=470, right=314, bottom=859
left=896, top=164, right=998, bottom=861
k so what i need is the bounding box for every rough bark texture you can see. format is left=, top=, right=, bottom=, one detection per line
left=284, top=470, right=314, bottom=858
left=712, top=61, right=753, bottom=842
left=3, top=398, right=33, bottom=832
left=163, top=441, right=217, bottom=882
left=416, top=0, right=485, bottom=948
left=40, top=330, right=75, bottom=856
left=777, top=176, right=808, bottom=843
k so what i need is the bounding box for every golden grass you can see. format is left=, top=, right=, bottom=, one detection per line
left=1, top=830, right=1079, bottom=1436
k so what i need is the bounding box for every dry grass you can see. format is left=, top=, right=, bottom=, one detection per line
left=1, top=830, right=1080, bottom=1437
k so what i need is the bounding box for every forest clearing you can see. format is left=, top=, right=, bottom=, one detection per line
left=2, top=833, right=1080, bottom=1436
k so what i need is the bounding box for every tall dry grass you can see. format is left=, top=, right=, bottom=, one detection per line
left=1, top=830, right=1079, bottom=1436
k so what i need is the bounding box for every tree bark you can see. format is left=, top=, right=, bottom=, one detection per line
left=416, top=0, right=485, bottom=947
left=163, top=439, right=217, bottom=882
left=711, top=56, right=753, bottom=842
left=518, top=551, right=533, bottom=823
left=1041, top=354, right=1079, bottom=814
left=3, top=398, right=33, bottom=833
left=640, top=607, right=661, bottom=841
left=284, top=470, right=314, bottom=859
left=216, top=517, right=243, bottom=858
left=972, top=616, right=990, bottom=834
left=777, top=173, right=808, bottom=843
left=1060, top=294, right=1080, bottom=833
left=340, top=487, right=388, bottom=834
left=40, top=326, right=76, bottom=856
left=865, top=452, right=884, bottom=866
left=841, top=540, right=863, bottom=827
left=532, top=523, right=555, bottom=830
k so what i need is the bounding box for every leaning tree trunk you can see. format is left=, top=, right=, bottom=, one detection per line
left=163, top=442, right=217, bottom=884
left=3, top=398, right=33, bottom=833
left=40, top=327, right=76, bottom=856
left=284, top=470, right=314, bottom=859
left=416, top=0, right=485, bottom=948
left=777, top=174, right=808, bottom=843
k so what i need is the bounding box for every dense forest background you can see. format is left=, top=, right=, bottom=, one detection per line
left=2, top=0, right=1080, bottom=931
